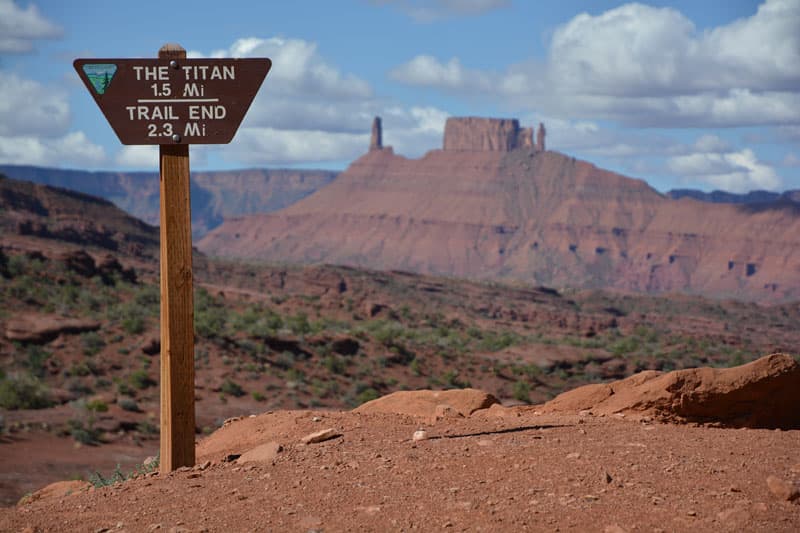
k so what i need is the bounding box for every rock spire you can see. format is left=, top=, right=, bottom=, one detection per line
left=370, top=116, right=383, bottom=151
left=536, top=122, right=546, bottom=152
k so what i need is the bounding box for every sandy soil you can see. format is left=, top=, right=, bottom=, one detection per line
left=2, top=405, right=798, bottom=532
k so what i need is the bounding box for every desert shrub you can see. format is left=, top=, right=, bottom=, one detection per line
left=409, top=357, right=422, bottom=376
left=121, top=315, right=145, bottom=335
left=68, top=419, right=99, bottom=445
left=89, top=455, right=159, bottom=488
left=220, top=379, right=245, bottom=397
left=367, top=320, right=406, bottom=347
left=67, top=362, right=92, bottom=377
left=137, top=420, right=158, bottom=435
left=85, top=398, right=108, bottom=412
left=231, top=304, right=284, bottom=337
left=323, top=354, right=346, bottom=375
left=355, top=387, right=380, bottom=405
left=117, top=397, right=140, bottom=412
left=81, top=332, right=105, bottom=356
left=0, top=374, right=53, bottom=410
left=513, top=380, right=532, bottom=403
left=129, top=369, right=155, bottom=390
left=442, top=370, right=470, bottom=389
left=251, top=391, right=266, bottom=402
left=194, top=288, right=228, bottom=339
left=287, top=312, right=311, bottom=336
left=22, top=345, right=51, bottom=378
left=610, top=337, right=640, bottom=357
left=134, top=285, right=160, bottom=308
left=66, top=379, right=93, bottom=395
left=477, top=330, right=519, bottom=352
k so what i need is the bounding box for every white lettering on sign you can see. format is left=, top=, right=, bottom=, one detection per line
left=182, top=83, right=204, bottom=97
left=181, top=65, right=235, bottom=80
left=133, top=65, right=170, bottom=81
left=125, top=105, right=180, bottom=121
left=123, top=62, right=242, bottom=140
left=188, top=105, right=226, bottom=120
left=184, top=123, right=206, bottom=136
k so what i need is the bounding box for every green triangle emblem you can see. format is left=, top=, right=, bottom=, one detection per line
left=82, top=63, right=117, bottom=95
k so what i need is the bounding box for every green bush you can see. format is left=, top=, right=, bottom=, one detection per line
left=129, top=370, right=155, bottom=390
left=287, top=312, right=311, bottom=335
left=121, top=315, right=145, bottom=335
left=85, top=398, right=108, bottom=412
left=81, top=332, right=105, bottom=356
left=220, top=379, right=245, bottom=397
left=23, top=345, right=51, bottom=378
left=513, top=380, right=532, bottom=403
left=117, top=397, right=140, bottom=412
left=67, top=418, right=100, bottom=445
left=0, top=374, right=53, bottom=410
left=194, top=290, right=228, bottom=338
left=323, top=355, right=346, bottom=375
left=355, top=387, right=380, bottom=405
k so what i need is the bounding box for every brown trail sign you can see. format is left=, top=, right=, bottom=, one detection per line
left=74, top=54, right=270, bottom=145
left=74, top=44, right=271, bottom=472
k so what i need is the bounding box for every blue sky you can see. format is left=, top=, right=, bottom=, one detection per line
left=0, top=0, right=798, bottom=193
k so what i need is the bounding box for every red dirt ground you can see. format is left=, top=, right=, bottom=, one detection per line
left=2, top=399, right=798, bottom=532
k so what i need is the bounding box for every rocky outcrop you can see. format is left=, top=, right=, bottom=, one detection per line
left=198, top=117, right=800, bottom=302
left=354, top=389, right=499, bottom=418
left=5, top=314, right=101, bottom=344
left=539, top=353, right=800, bottom=429
left=443, top=117, right=534, bottom=152
left=536, top=122, right=546, bottom=152
left=370, top=116, right=383, bottom=151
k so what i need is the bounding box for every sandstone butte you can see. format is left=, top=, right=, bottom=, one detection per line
left=198, top=117, right=800, bottom=302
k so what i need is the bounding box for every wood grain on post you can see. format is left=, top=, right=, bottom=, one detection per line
left=158, top=43, right=195, bottom=472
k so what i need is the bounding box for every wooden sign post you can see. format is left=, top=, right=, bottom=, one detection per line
left=157, top=44, right=194, bottom=472
left=74, top=44, right=271, bottom=472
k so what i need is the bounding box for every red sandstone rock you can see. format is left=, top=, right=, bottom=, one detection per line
left=198, top=118, right=800, bottom=302
left=5, top=314, right=101, bottom=344
left=354, top=388, right=499, bottom=418
left=443, top=117, right=525, bottom=151
left=539, top=353, right=800, bottom=429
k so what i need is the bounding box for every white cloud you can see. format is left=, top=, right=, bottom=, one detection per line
left=668, top=146, right=781, bottom=192
left=0, top=72, right=70, bottom=136
left=188, top=37, right=451, bottom=165
left=116, top=145, right=158, bottom=169
left=692, top=134, right=730, bottom=153
left=370, top=0, right=510, bottom=22
left=382, top=106, right=449, bottom=156
left=389, top=55, right=492, bottom=92
left=228, top=105, right=449, bottom=166
left=191, top=37, right=377, bottom=138
left=390, top=0, right=800, bottom=128
left=0, top=0, right=62, bottom=53
left=227, top=128, right=368, bottom=166
left=199, top=37, right=371, bottom=101
left=0, top=131, right=105, bottom=167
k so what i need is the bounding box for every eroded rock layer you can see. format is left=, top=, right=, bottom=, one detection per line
left=199, top=120, right=800, bottom=301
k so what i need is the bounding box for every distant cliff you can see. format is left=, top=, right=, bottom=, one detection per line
left=668, top=188, right=800, bottom=206
left=0, top=165, right=337, bottom=238
left=199, top=116, right=800, bottom=302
